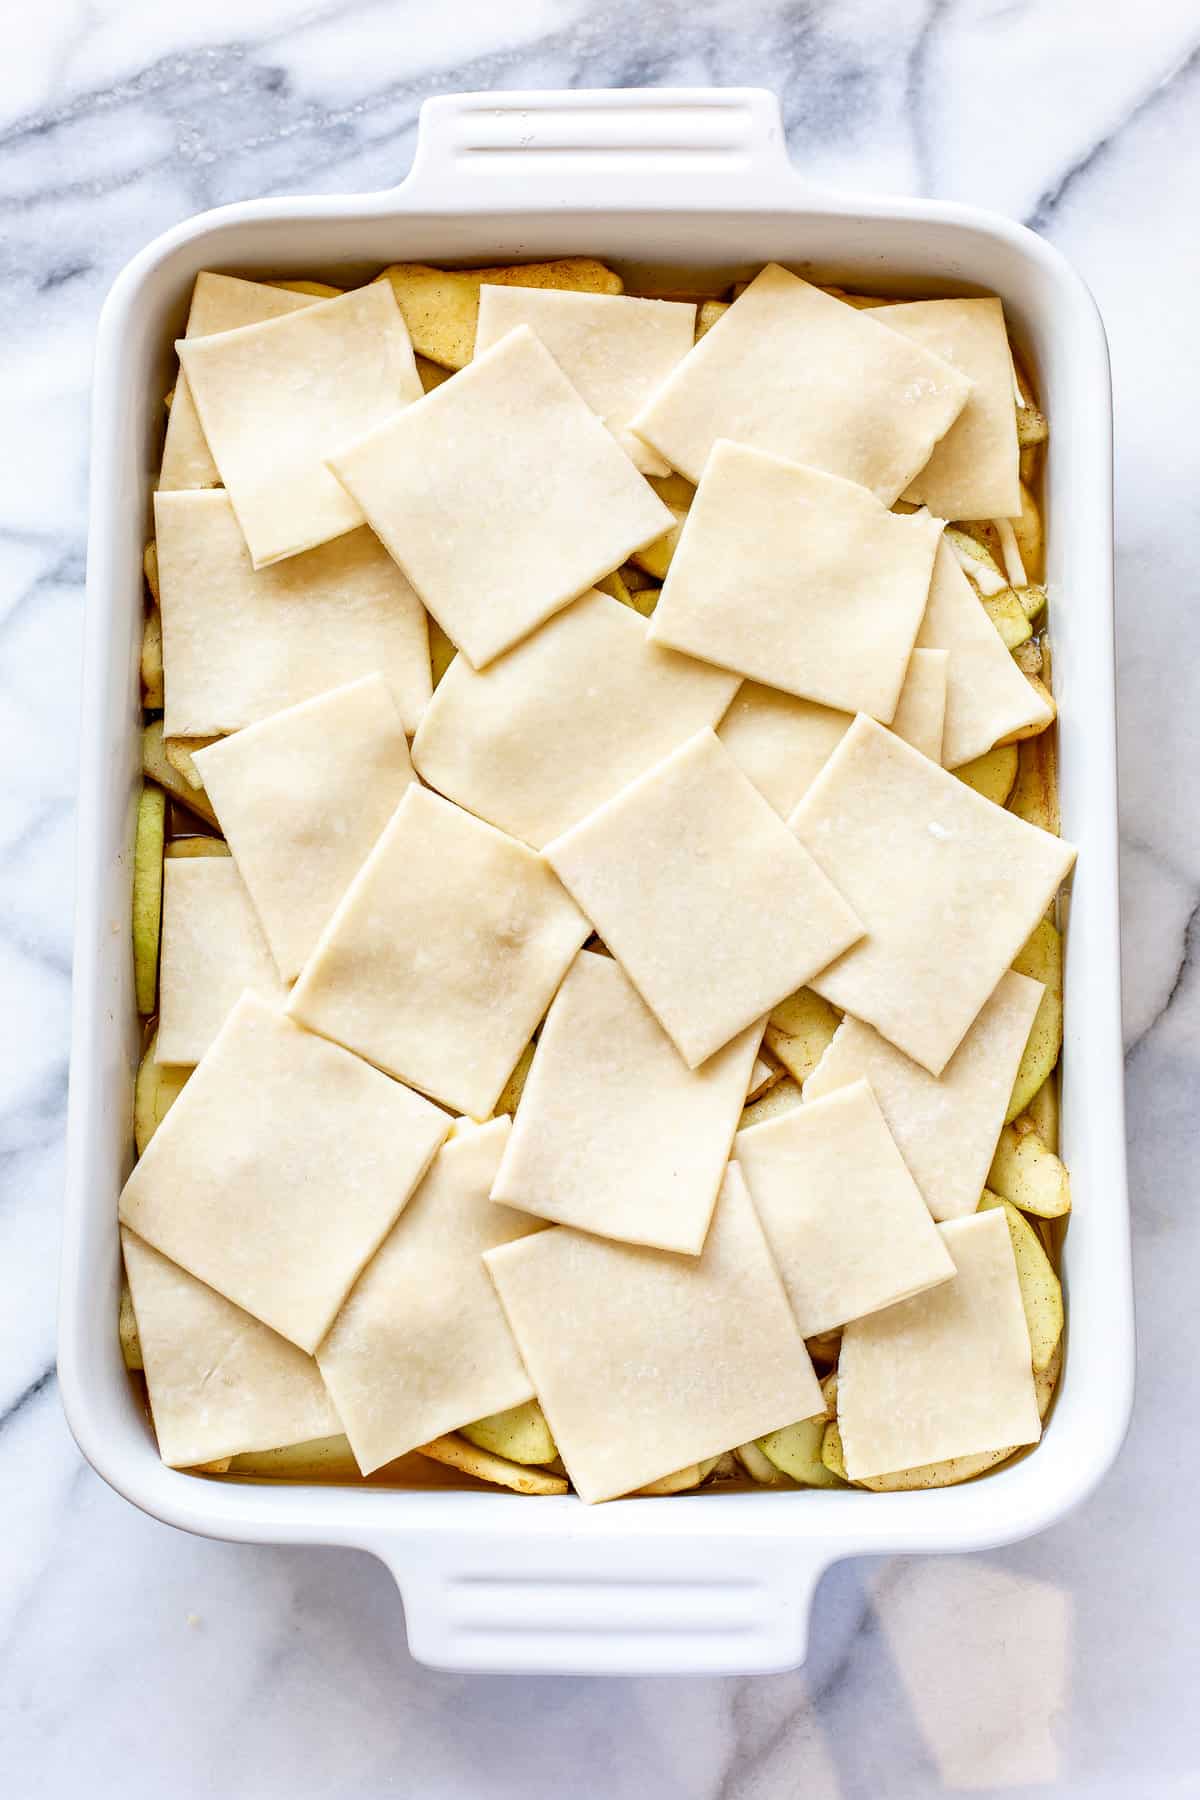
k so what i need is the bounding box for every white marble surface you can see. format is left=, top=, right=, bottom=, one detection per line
left=3, top=2, right=1198, bottom=1792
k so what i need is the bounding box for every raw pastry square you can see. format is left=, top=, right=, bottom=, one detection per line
left=119, top=993, right=450, bottom=1352
left=917, top=540, right=1054, bottom=767
left=122, top=1229, right=340, bottom=1469
left=411, top=589, right=738, bottom=848
left=735, top=1079, right=954, bottom=1336
left=287, top=785, right=589, bottom=1119
left=474, top=285, right=696, bottom=474
left=327, top=325, right=673, bottom=668
left=318, top=1119, right=542, bottom=1475
left=889, top=648, right=948, bottom=764
left=156, top=855, right=288, bottom=1063
left=837, top=1208, right=1041, bottom=1480
left=630, top=263, right=972, bottom=503
left=490, top=950, right=764, bottom=1253
left=885, top=297, right=1022, bottom=520
left=177, top=282, right=423, bottom=567
left=804, top=969, right=1045, bottom=1221
left=790, top=714, right=1075, bottom=1075
left=716, top=683, right=851, bottom=818
left=485, top=1163, right=823, bottom=1502
left=193, top=674, right=416, bottom=982
left=159, top=274, right=321, bottom=492
left=647, top=442, right=944, bottom=719
left=545, top=729, right=863, bottom=1068
left=154, top=490, right=431, bottom=737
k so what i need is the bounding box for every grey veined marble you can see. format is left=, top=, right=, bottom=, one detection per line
left=2, top=2, right=1198, bottom=1794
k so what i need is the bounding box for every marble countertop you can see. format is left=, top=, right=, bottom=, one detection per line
left=4, top=2, right=1197, bottom=1793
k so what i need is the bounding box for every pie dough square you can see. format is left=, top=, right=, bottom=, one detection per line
left=735, top=1079, right=954, bottom=1336
left=491, top=950, right=764, bottom=1253
left=411, top=589, right=738, bottom=848
left=805, top=969, right=1045, bottom=1221
left=159, top=274, right=320, bottom=492
left=327, top=325, right=673, bottom=668
left=177, top=282, right=423, bottom=567
left=287, top=785, right=590, bottom=1119
left=193, top=674, right=416, bottom=982
left=647, top=441, right=944, bottom=719
left=790, top=714, right=1075, bottom=1075
left=154, top=490, right=431, bottom=738
left=545, top=729, right=863, bottom=1068
left=889, top=648, right=948, bottom=764
left=837, top=1208, right=1041, bottom=1480
left=318, top=1119, right=542, bottom=1474
left=716, top=683, right=851, bottom=818
left=629, top=263, right=972, bottom=503
left=917, top=540, right=1054, bottom=767
left=122, top=1228, right=340, bottom=1468
left=885, top=297, right=1022, bottom=520
left=156, top=855, right=288, bottom=1063
left=485, top=1163, right=823, bottom=1502
left=474, top=285, right=696, bottom=474
left=119, top=993, right=450, bottom=1352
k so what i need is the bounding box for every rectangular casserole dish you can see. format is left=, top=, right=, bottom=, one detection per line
left=61, top=86, right=1134, bottom=1677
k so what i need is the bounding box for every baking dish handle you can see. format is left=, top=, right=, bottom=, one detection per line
left=373, top=1527, right=831, bottom=1676
left=399, top=88, right=822, bottom=211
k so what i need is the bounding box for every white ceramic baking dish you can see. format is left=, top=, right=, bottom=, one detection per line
left=61, top=87, right=1133, bottom=1676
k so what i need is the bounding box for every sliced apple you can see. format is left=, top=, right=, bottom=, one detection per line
left=978, top=1191, right=1064, bottom=1372
left=988, top=1122, right=1071, bottom=1218
left=132, top=783, right=166, bottom=1015
left=460, top=1398, right=556, bottom=1466
left=1008, top=919, right=1063, bottom=1120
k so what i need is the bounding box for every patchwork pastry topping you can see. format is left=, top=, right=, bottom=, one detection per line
left=122, top=257, right=1071, bottom=1500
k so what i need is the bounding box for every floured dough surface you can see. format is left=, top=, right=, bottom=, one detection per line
left=194, top=674, right=415, bottom=982
left=154, top=491, right=431, bottom=738
left=328, top=326, right=673, bottom=668
left=119, top=993, right=450, bottom=1352
left=491, top=950, right=763, bottom=1253
left=838, top=1208, right=1041, bottom=1479
left=318, top=1119, right=541, bottom=1474
left=716, top=683, right=852, bottom=818
left=178, top=282, right=423, bottom=567
left=889, top=648, right=948, bottom=763
left=287, top=785, right=589, bottom=1119
left=917, top=540, right=1054, bottom=767
left=545, top=729, right=863, bottom=1068
left=485, top=1163, right=823, bottom=1502
left=474, top=286, right=696, bottom=474
left=159, top=274, right=320, bottom=492
left=805, top=969, right=1045, bottom=1222
left=123, top=1229, right=340, bottom=1468
left=886, top=297, right=1022, bottom=520
left=411, top=589, right=738, bottom=848
left=736, top=1079, right=954, bottom=1336
left=648, top=442, right=944, bottom=718
left=630, top=264, right=972, bottom=502
left=156, top=855, right=288, bottom=1063
left=791, top=714, right=1075, bottom=1075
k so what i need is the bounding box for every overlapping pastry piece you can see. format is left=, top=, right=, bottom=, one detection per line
left=153, top=489, right=431, bottom=738
left=630, top=263, right=972, bottom=501
left=120, top=994, right=450, bottom=1353
left=328, top=325, right=673, bottom=668
left=736, top=1081, right=955, bottom=1336
left=647, top=441, right=945, bottom=720
left=155, top=853, right=286, bottom=1063
left=178, top=282, right=424, bottom=567
left=791, top=715, right=1075, bottom=1074
left=545, top=728, right=863, bottom=1068
left=486, top=1164, right=823, bottom=1503
left=288, top=784, right=589, bottom=1120
left=491, top=950, right=763, bottom=1253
